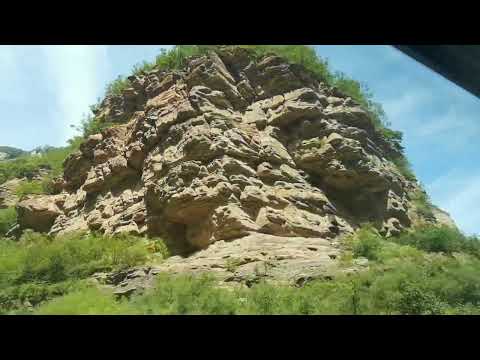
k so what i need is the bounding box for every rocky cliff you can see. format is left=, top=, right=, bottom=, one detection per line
left=13, top=46, right=453, bottom=285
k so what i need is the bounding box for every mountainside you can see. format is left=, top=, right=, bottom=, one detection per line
left=4, top=46, right=478, bottom=315
left=11, top=46, right=456, bottom=283
left=0, top=146, right=26, bottom=161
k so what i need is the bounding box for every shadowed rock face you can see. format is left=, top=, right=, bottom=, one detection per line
left=17, top=47, right=433, bottom=252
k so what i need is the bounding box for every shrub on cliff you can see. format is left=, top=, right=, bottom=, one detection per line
left=103, top=45, right=398, bottom=141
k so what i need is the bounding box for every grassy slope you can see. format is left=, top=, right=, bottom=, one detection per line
left=16, top=225, right=479, bottom=315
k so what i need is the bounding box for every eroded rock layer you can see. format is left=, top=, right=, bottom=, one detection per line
left=18, top=47, right=432, bottom=253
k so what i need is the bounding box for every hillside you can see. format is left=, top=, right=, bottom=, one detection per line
left=0, top=146, right=26, bottom=161
left=1, top=45, right=479, bottom=315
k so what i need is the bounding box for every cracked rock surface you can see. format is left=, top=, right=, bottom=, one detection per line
left=13, top=47, right=455, bottom=284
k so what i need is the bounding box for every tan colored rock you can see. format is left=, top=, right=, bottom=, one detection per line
left=432, top=206, right=458, bottom=229
left=17, top=195, right=63, bottom=232
left=40, top=48, right=442, bottom=259
left=143, top=233, right=348, bottom=286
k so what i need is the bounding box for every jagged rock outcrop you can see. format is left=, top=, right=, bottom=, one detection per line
left=92, top=233, right=355, bottom=295
left=15, top=47, right=448, bottom=256
left=16, top=194, right=65, bottom=233
left=0, top=179, right=23, bottom=209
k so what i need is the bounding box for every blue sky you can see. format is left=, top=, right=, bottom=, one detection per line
left=0, top=45, right=478, bottom=235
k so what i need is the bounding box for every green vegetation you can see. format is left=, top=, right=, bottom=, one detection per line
left=34, top=286, right=135, bottom=315
left=2, top=225, right=469, bottom=315
left=351, top=224, right=383, bottom=261
left=410, top=189, right=435, bottom=218
left=104, top=45, right=397, bottom=142
left=0, top=207, right=17, bottom=236
left=0, top=231, right=168, bottom=313
left=71, top=113, right=116, bottom=139
left=392, top=155, right=416, bottom=181
left=14, top=180, right=44, bottom=198
left=2, top=46, right=470, bottom=315
left=0, top=139, right=80, bottom=186
left=394, top=225, right=480, bottom=257
left=0, top=146, right=26, bottom=159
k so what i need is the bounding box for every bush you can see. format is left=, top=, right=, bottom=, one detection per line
left=409, top=189, right=434, bottom=218
left=0, top=207, right=17, bottom=236
left=392, top=156, right=416, bottom=181
left=15, top=180, right=44, bottom=198
left=0, top=280, right=80, bottom=312
left=34, top=285, right=134, bottom=315
left=129, top=274, right=237, bottom=315
left=30, top=249, right=480, bottom=315
left=105, top=75, right=131, bottom=97
left=70, top=113, right=116, bottom=139
left=0, top=141, right=80, bottom=185
left=0, top=231, right=158, bottom=287
left=395, top=225, right=480, bottom=257
left=395, top=281, right=446, bottom=315
left=0, top=231, right=170, bottom=312
left=351, top=225, right=383, bottom=261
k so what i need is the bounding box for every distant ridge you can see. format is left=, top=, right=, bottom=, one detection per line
left=0, top=146, right=26, bottom=160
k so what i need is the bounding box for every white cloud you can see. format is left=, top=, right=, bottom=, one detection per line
left=41, top=45, right=111, bottom=145
left=427, top=169, right=480, bottom=235
left=382, top=89, right=432, bottom=124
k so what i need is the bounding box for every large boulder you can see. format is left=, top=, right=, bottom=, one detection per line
left=17, top=195, right=64, bottom=233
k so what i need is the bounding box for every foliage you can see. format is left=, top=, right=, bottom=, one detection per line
left=0, top=141, right=80, bottom=186
left=70, top=113, right=115, bottom=139
left=410, top=190, right=434, bottom=218
left=34, top=285, right=134, bottom=315
left=0, top=207, right=17, bottom=236
left=392, top=156, right=416, bottom=181
left=127, top=274, right=238, bottom=315
left=0, top=280, right=81, bottom=312
left=0, top=231, right=162, bottom=287
left=0, top=231, right=169, bottom=312
left=395, top=225, right=480, bottom=257
left=14, top=180, right=44, bottom=198
left=28, top=242, right=480, bottom=315
left=350, top=224, right=383, bottom=261
left=0, top=146, right=26, bottom=159
left=105, top=75, right=131, bottom=96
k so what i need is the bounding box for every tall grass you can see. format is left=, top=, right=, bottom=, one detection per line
left=0, top=207, right=17, bottom=236
left=28, top=225, right=480, bottom=315
left=0, top=231, right=168, bottom=312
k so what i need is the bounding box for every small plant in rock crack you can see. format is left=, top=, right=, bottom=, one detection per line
left=225, top=258, right=243, bottom=273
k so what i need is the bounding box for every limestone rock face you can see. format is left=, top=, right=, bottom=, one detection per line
left=16, top=195, right=65, bottom=233
left=17, top=47, right=436, bottom=252
left=97, top=233, right=352, bottom=295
